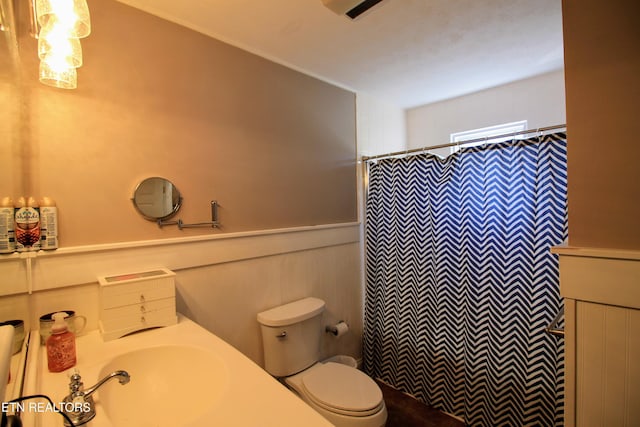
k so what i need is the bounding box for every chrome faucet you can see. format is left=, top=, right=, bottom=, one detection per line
left=61, top=370, right=130, bottom=426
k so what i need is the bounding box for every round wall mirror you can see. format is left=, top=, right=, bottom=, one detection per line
left=132, top=177, right=182, bottom=220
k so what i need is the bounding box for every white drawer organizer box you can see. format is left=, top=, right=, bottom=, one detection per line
left=98, top=268, right=177, bottom=341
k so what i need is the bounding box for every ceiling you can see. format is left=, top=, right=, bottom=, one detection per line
left=115, top=0, right=565, bottom=109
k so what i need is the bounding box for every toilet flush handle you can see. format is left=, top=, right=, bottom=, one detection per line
left=276, top=331, right=287, bottom=339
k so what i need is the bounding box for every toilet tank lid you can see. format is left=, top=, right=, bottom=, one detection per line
left=257, top=297, right=325, bottom=327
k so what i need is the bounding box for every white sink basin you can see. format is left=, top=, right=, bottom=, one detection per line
left=24, top=314, right=333, bottom=427
left=97, top=345, right=229, bottom=426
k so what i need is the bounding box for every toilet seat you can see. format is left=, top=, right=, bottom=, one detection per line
left=300, top=362, right=384, bottom=417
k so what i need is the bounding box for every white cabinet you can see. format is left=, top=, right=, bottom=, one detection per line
left=98, top=268, right=177, bottom=341
left=554, top=247, right=640, bottom=427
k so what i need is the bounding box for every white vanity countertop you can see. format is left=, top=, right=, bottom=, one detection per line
left=21, top=314, right=334, bottom=427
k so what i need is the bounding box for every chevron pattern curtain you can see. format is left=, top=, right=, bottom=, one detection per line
left=363, top=133, right=567, bottom=427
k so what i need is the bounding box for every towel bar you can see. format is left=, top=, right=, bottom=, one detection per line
left=157, top=200, right=220, bottom=229
left=545, top=307, right=565, bottom=337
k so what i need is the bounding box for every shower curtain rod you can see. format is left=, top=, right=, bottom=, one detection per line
left=361, top=124, right=566, bottom=162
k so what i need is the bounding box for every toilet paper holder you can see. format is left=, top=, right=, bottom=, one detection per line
left=325, top=321, right=348, bottom=336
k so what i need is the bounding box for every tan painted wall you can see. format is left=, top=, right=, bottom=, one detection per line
left=562, top=0, right=640, bottom=250
left=407, top=70, right=566, bottom=150
left=6, top=0, right=357, bottom=247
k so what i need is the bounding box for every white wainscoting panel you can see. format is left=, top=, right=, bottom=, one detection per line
left=553, top=245, right=640, bottom=427
left=576, top=302, right=640, bottom=427
left=0, top=254, right=28, bottom=296
left=7, top=223, right=359, bottom=292
left=0, top=223, right=363, bottom=367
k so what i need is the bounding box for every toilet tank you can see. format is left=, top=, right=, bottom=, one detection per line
left=257, top=297, right=325, bottom=377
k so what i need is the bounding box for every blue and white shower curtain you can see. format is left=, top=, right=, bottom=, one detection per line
left=363, top=133, right=567, bottom=426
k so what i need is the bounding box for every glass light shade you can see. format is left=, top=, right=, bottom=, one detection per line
left=39, top=60, right=77, bottom=89
left=35, top=0, right=91, bottom=38
left=38, top=21, right=83, bottom=68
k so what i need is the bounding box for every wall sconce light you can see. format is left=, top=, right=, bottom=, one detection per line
left=1, top=0, right=15, bottom=32
left=32, top=0, right=91, bottom=89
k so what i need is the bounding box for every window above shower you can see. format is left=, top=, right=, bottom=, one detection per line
left=449, top=120, right=528, bottom=154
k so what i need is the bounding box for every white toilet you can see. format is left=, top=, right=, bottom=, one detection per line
left=257, top=297, right=387, bottom=427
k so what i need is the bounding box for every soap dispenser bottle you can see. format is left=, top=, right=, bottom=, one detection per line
left=46, top=312, right=77, bottom=372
